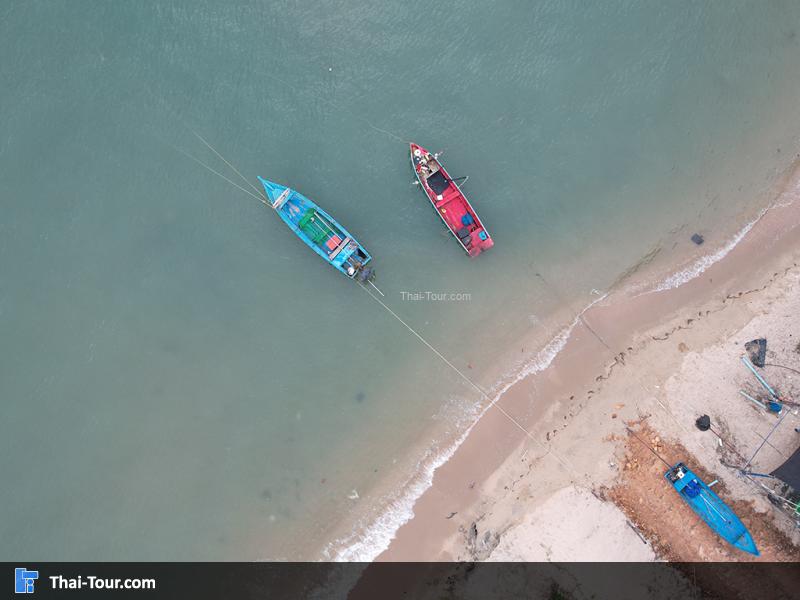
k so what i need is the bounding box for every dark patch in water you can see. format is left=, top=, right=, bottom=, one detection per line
left=160, top=338, right=181, bottom=355
left=355, top=391, right=365, bottom=403
left=261, top=489, right=272, bottom=500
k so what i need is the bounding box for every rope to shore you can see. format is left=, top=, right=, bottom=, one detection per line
left=357, top=281, right=581, bottom=479
left=190, top=129, right=267, bottom=201
left=172, top=144, right=268, bottom=207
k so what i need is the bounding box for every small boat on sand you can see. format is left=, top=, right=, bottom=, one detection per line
left=258, top=177, right=375, bottom=283
left=665, top=462, right=759, bottom=555
left=410, top=143, right=493, bottom=257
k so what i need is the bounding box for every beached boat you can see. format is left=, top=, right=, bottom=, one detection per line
left=410, top=143, right=493, bottom=256
left=258, top=177, right=375, bottom=282
left=665, top=462, right=759, bottom=555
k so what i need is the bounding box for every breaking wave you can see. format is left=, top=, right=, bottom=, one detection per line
left=322, top=294, right=608, bottom=563
left=648, top=177, right=800, bottom=294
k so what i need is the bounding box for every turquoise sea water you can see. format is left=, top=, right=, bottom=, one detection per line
left=2, top=1, right=800, bottom=560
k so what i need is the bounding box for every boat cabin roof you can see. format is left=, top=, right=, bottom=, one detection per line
left=426, top=170, right=449, bottom=195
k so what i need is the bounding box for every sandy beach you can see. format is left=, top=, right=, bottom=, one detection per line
left=369, top=159, right=800, bottom=571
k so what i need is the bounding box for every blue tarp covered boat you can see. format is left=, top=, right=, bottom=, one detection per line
left=258, top=177, right=375, bottom=282
left=665, top=462, right=759, bottom=555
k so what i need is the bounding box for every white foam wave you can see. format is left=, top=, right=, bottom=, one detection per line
left=651, top=213, right=762, bottom=292
left=648, top=179, right=800, bottom=294
left=322, top=294, right=608, bottom=563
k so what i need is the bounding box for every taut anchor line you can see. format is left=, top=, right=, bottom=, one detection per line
left=366, top=280, right=384, bottom=296
left=173, top=144, right=267, bottom=206
left=357, top=281, right=580, bottom=479
left=190, top=129, right=266, bottom=201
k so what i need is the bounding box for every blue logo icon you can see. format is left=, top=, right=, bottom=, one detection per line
left=15, top=568, right=38, bottom=594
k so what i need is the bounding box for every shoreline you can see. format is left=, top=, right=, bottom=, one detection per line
left=323, top=156, right=800, bottom=562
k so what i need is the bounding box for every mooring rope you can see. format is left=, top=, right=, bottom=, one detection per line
left=357, top=281, right=581, bottom=478
left=173, top=144, right=268, bottom=206
left=191, top=129, right=267, bottom=201
left=625, top=426, right=672, bottom=469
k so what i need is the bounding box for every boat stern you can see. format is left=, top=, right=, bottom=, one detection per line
left=330, top=239, right=374, bottom=282
left=470, top=232, right=494, bottom=256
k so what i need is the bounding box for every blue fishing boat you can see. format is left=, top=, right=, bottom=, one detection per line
left=665, top=462, right=759, bottom=556
left=258, top=177, right=375, bottom=283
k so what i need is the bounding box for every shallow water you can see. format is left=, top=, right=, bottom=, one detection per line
left=2, top=1, right=800, bottom=560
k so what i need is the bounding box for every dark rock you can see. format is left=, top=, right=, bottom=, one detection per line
left=355, top=391, right=365, bottom=403
left=691, top=233, right=704, bottom=245
left=745, top=338, right=767, bottom=367
left=695, top=415, right=711, bottom=432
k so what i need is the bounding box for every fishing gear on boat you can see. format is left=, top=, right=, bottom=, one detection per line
left=447, top=175, right=469, bottom=190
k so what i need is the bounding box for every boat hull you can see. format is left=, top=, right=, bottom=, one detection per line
left=410, top=143, right=493, bottom=257
left=258, top=177, right=373, bottom=281
left=665, top=462, right=759, bottom=555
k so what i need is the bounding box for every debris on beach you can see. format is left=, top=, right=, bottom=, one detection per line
left=741, top=356, right=780, bottom=401
left=695, top=415, right=711, bottom=431
left=463, top=520, right=499, bottom=560
left=691, top=233, right=704, bottom=245
left=744, top=338, right=768, bottom=367
left=739, top=389, right=768, bottom=411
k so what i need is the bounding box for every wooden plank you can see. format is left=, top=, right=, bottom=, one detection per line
left=328, top=237, right=351, bottom=260
left=272, top=188, right=292, bottom=210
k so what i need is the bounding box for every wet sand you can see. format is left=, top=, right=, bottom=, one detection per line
left=376, top=162, right=800, bottom=562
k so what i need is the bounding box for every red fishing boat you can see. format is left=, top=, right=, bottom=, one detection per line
left=410, top=142, right=494, bottom=256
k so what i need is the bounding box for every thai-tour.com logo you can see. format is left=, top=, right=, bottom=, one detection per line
left=15, top=568, right=38, bottom=594
left=14, top=567, right=156, bottom=594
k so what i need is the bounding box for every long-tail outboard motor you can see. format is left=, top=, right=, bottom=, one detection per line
left=356, top=266, right=375, bottom=283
